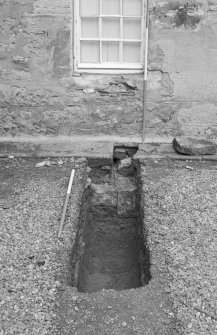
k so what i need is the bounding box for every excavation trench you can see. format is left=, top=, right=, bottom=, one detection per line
left=71, top=157, right=151, bottom=293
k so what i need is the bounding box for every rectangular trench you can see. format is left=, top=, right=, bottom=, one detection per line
left=70, top=157, right=151, bottom=293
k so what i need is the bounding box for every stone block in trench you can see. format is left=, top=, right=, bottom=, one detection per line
left=116, top=175, right=137, bottom=216
left=114, top=147, right=127, bottom=160
left=118, top=158, right=135, bottom=176
left=173, top=137, right=217, bottom=155
left=90, top=183, right=117, bottom=207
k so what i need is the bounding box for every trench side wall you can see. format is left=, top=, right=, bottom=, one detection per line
left=0, top=0, right=217, bottom=139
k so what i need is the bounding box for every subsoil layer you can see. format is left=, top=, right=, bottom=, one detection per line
left=74, top=162, right=147, bottom=294
left=77, top=206, right=142, bottom=293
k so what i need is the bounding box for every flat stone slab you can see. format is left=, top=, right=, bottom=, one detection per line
left=173, top=137, right=217, bottom=156
left=138, top=143, right=174, bottom=154
left=0, top=140, right=113, bottom=161
left=134, top=141, right=217, bottom=161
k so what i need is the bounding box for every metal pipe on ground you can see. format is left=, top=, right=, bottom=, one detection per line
left=142, top=0, right=150, bottom=144
left=58, top=169, right=75, bottom=239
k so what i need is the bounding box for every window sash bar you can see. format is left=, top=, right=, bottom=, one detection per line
left=80, top=38, right=142, bottom=42
left=78, top=63, right=143, bottom=69
left=74, top=0, right=80, bottom=69
left=141, top=0, right=145, bottom=66
left=99, top=0, right=102, bottom=63
left=120, top=0, right=123, bottom=62
left=80, top=15, right=143, bottom=18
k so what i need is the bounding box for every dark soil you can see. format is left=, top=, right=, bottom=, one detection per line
left=74, top=161, right=146, bottom=293
left=77, top=206, right=141, bottom=292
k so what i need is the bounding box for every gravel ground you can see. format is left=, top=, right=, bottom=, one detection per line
left=0, top=157, right=87, bottom=335
left=1, top=157, right=217, bottom=335
left=140, top=159, right=217, bottom=335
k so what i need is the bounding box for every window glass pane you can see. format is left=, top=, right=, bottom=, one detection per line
left=123, top=0, right=142, bottom=16
left=123, top=19, right=141, bottom=40
left=80, top=41, right=100, bottom=63
left=102, top=0, right=120, bottom=15
left=102, top=18, right=120, bottom=38
left=102, top=42, right=119, bottom=62
left=123, top=42, right=141, bottom=63
left=80, top=0, right=99, bottom=16
left=81, top=18, right=99, bottom=38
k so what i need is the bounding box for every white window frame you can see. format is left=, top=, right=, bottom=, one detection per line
left=73, top=0, right=146, bottom=74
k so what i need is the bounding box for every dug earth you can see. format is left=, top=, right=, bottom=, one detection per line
left=71, top=158, right=150, bottom=293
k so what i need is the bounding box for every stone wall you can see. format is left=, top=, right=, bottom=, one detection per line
left=0, top=0, right=217, bottom=140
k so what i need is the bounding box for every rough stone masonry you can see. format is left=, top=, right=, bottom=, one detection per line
left=0, top=0, right=217, bottom=140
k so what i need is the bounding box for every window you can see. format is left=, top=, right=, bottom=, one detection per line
left=74, top=0, right=145, bottom=73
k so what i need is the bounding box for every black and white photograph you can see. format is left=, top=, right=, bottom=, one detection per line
left=0, top=0, right=217, bottom=334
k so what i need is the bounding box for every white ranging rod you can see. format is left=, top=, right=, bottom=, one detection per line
left=58, top=169, right=75, bottom=239
left=142, top=0, right=150, bottom=144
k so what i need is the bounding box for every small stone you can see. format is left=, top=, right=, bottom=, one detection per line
left=74, top=306, right=79, bottom=312
left=35, top=161, right=46, bottom=167
left=35, top=160, right=51, bottom=168
left=118, top=158, right=135, bottom=177
left=1, top=200, right=18, bottom=209
left=118, top=158, right=131, bottom=170
left=173, top=137, right=217, bottom=156
left=36, top=260, right=45, bottom=266
left=101, top=166, right=111, bottom=171
left=121, top=321, right=127, bottom=327
left=58, top=160, right=64, bottom=165
left=85, top=178, right=92, bottom=189
left=8, top=155, right=14, bottom=159
left=87, top=167, right=92, bottom=174
left=83, top=88, right=95, bottom=94
left=45, top=160, right=51, bottom=167
left=186, top=166, right=194, bottom=170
